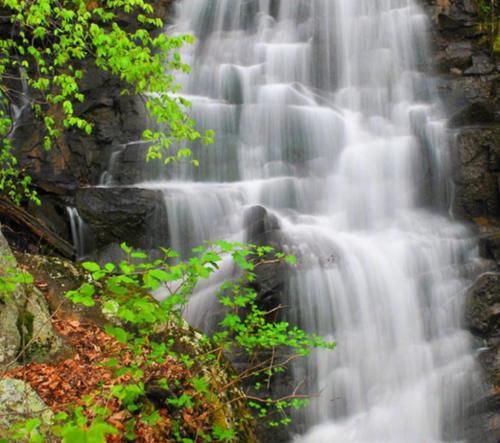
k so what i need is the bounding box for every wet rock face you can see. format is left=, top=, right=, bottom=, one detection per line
left=466, top=273, right=500, bottom=337
left=244, top=205, right=282, bottom=246
left=243, top=205, right=291, bottom=315
left=425, top=0, right=499, bottom=117
left=13, top=75, right=149, bottom=193
left=452, top=127, right=500, bottom=218
left=449, top=102, right=496, bottom=128
left=465, top=272, right=500, bottom=442
left=75, top=187, right=169, bottom=256
left=424, top=0, right=500, bottom=223
left=424, top=1, right=500, bottom=440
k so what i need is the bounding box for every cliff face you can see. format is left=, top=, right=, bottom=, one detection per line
left=425, top=1, right=500, bottom=441
left=425, top=0, right=499, bottom=221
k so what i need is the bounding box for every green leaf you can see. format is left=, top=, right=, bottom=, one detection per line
left=120, top=243, right=132, bottom=254
left=82, top=262, right=100, bottom=272
left=104, top=326, right=128, bottom=344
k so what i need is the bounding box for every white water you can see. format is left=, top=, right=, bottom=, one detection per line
left=104, top=0, right=482, bottom=441
left=66, top=206, right=88, bottom=260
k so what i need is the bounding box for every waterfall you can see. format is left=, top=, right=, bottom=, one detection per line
left=66, top=207, right=88, bottom=260
left=112, top=0, right=482, bottom=440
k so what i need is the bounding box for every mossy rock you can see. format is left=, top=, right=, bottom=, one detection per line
left=0, top=228, right=63, bottom=370
left=21, top=285, right=64, bottom=362
left=0, top=378, right=53, bottom=438
left=17, top=253, right=109, bottom=327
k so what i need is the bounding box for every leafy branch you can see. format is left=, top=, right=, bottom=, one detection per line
left=0, top=0, right=213, bottom=204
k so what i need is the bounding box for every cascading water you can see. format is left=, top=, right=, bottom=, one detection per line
left=104, top=0, right=483, bottom=441
left=66, top=206, right=89, bottom=260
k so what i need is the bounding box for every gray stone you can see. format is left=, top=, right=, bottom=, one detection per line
left=448, top=102, right=496, bottom=128
left=464, top=271, right=500, bottom=443
left=465, top=273, right=500, bottom=337
left=465, top=55, right=496, bottom=76
left=244, top=205, right=281, bottom=246
left=445, top=41, right=473, bottom=70
left=0, top=230, right=23, bottom=369
left=75, top=187, right=169, bottom=253
left=23, top=285, right=64, bottom=361
left=0, top=379, right=53, bottom=437
left=0, top=300, right=21, bottom=369
left=479, top=229, right=500, bottom=265
left=0, top=228, right=62, bottom=370
left=452, top=127, right=500, bottom=219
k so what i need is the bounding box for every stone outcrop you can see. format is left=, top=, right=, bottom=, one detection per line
left=0, top=227, right=62, bottom=371
left=8, top=0, right=174, bottom=194
left=75, top=187, right=168, bottom=259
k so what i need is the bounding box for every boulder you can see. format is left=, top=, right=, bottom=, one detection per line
left=75, top=187, right=169, bottom=255
left=0, top=379, right=53, bottom=437
left=0, top=228, right=62, bottom=370
left=244, top=205, right=281, bottom=246
left=243, top=205, right=289, bottom=313
left=0, top=291, right=21, bottom=370
left=251, top=255, right=288, bottom=316
left=0, top=231, right=25, bottom=369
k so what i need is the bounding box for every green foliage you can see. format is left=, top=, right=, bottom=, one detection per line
left=475, top=0, right=500, bottom=53
left=8, top=418, right=44, bottom=443
left=0, top=0, right=212, bottom=204
left=50, top=407, right=118, bottom=443
left=0, top=254, right=33, bottom=300
left=6, top=242, right=335, bottom=441
left=0, top=105, right=39, bottom=205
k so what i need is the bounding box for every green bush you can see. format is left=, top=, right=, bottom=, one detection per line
left=1, top=242, right=335, bottom=442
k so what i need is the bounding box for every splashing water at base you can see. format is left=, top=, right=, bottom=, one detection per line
left=107, top=0, right=483, bottom=441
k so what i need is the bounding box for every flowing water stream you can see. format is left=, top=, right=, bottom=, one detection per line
left=101, top=0, right=483, bottom=441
